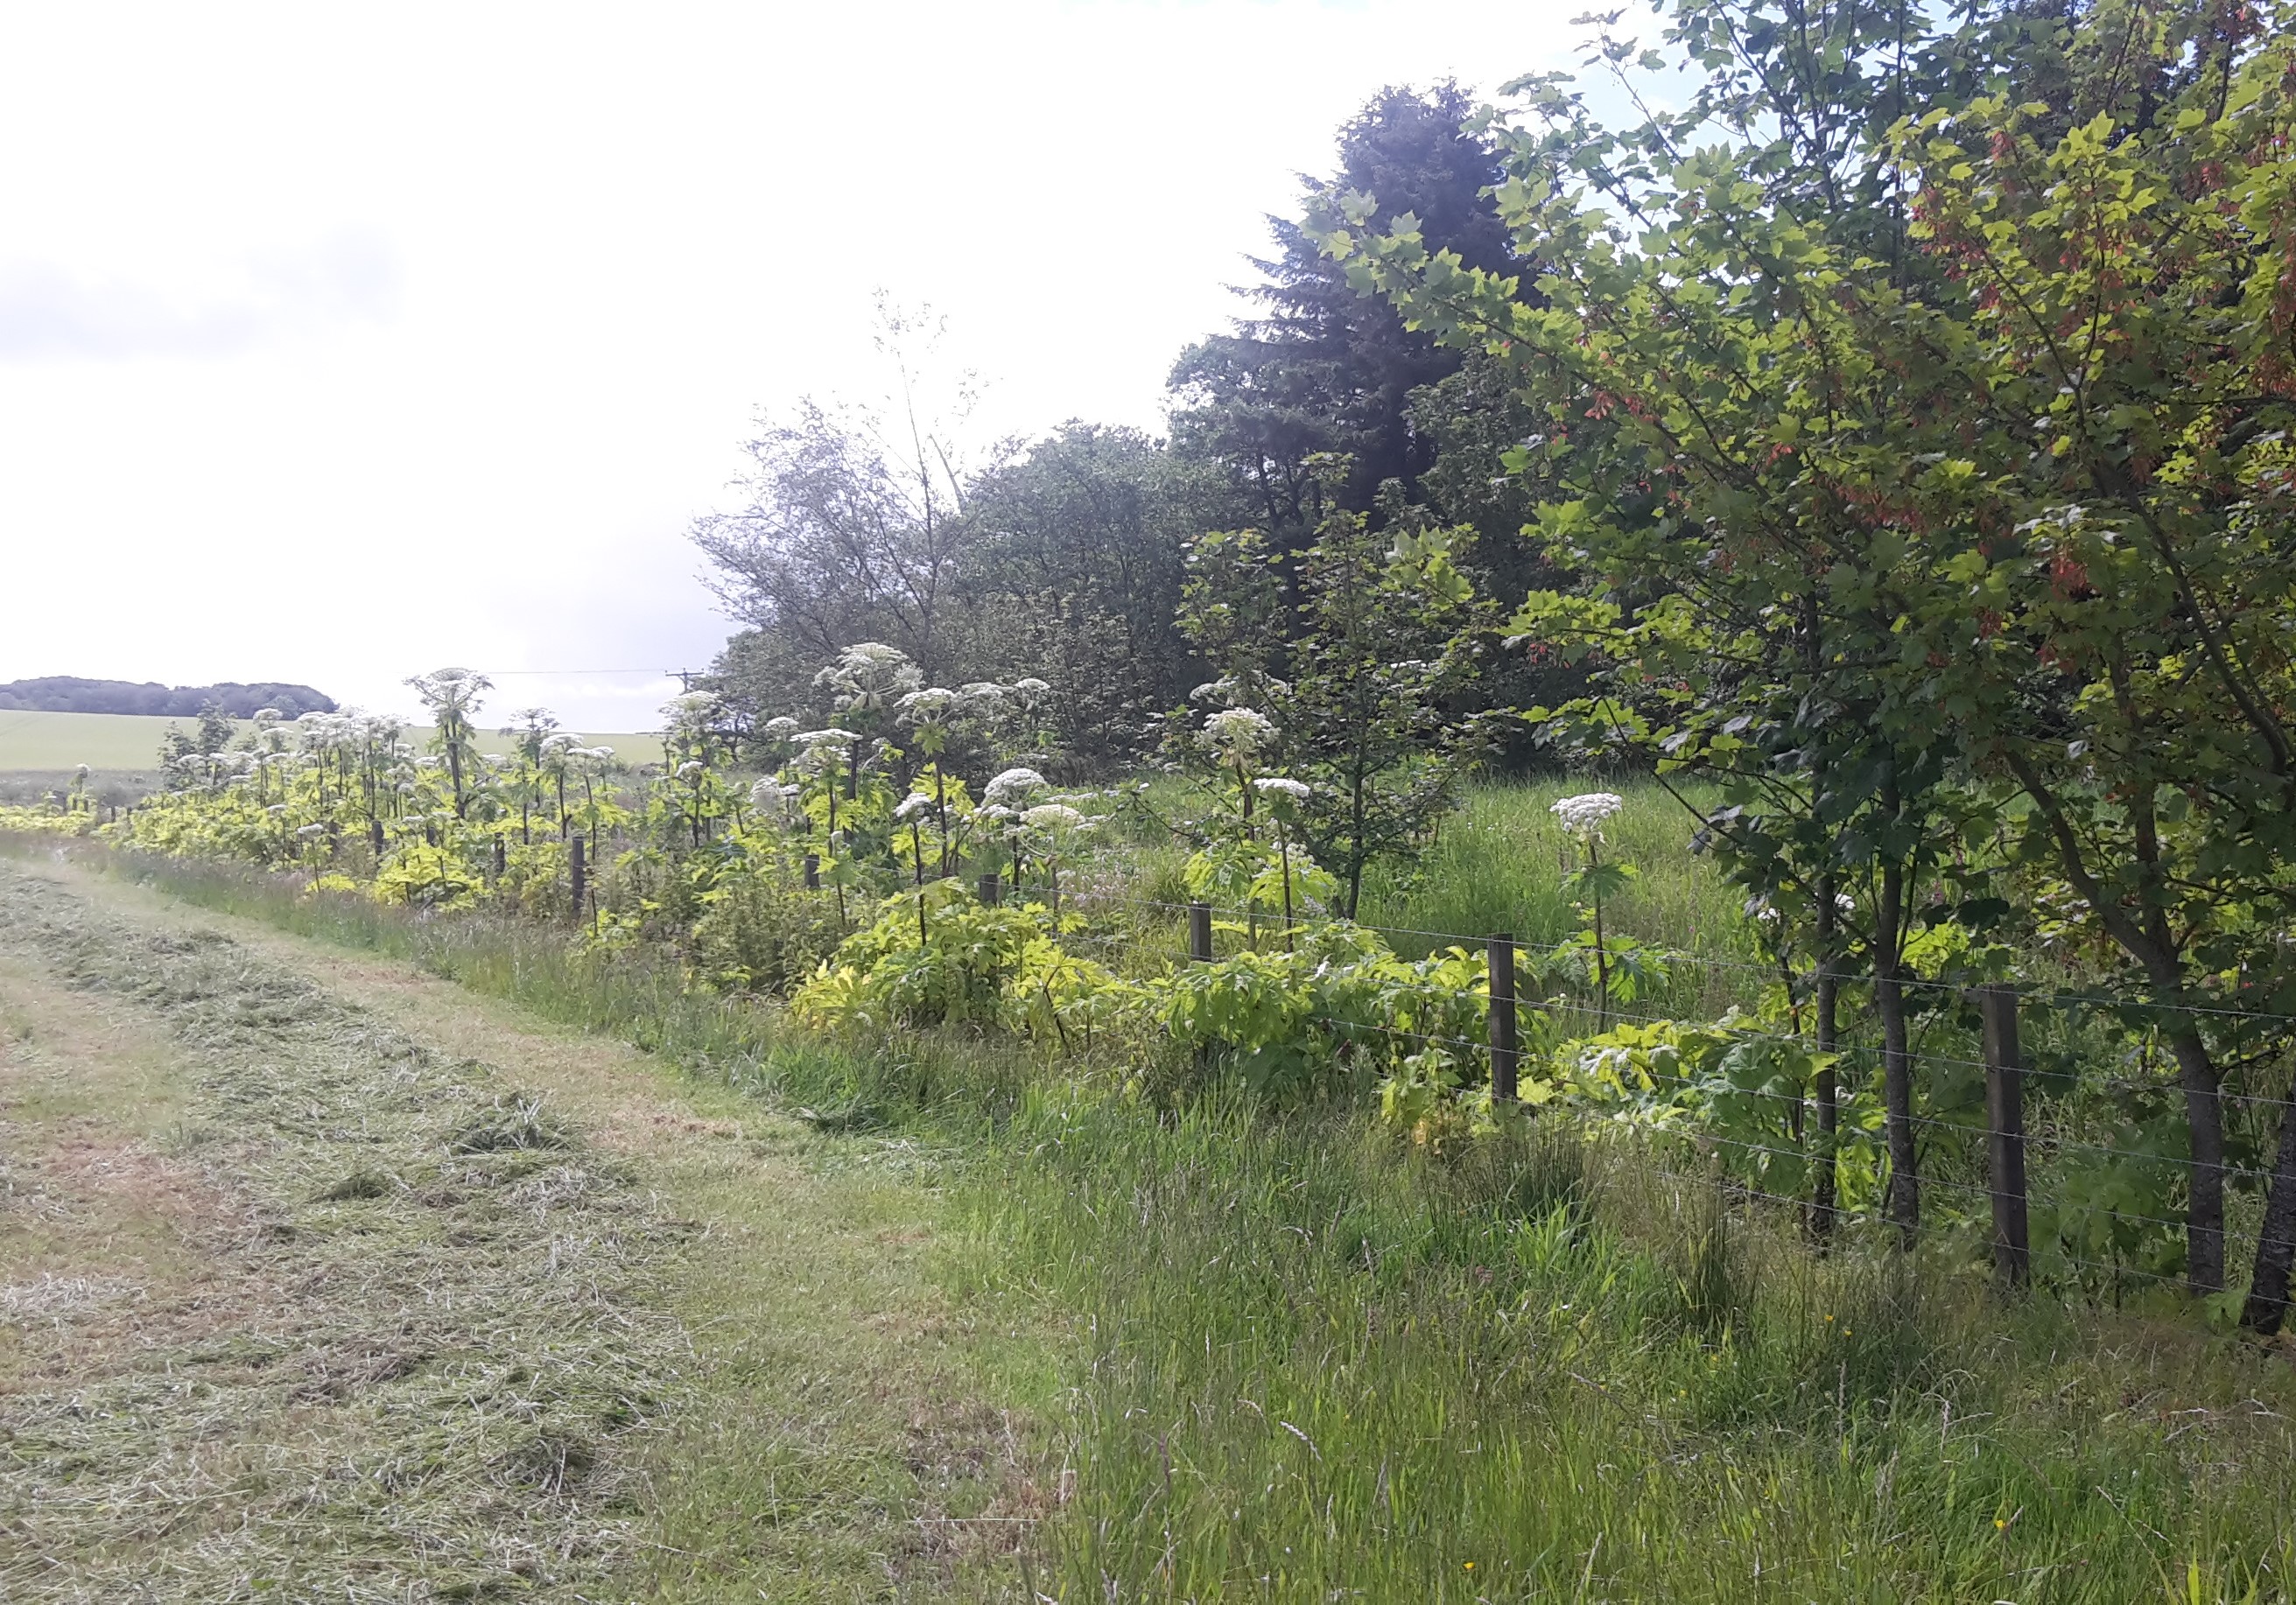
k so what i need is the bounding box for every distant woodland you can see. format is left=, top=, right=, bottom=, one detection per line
left=0, top=677, right=338, bottom=719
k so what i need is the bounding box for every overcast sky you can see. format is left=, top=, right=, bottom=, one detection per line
left=2, top=0, right=1600, bottom=732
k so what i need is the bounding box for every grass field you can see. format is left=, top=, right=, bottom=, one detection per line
left=0, top=708, right=663, bottom=774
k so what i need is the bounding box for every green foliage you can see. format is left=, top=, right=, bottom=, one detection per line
left=1174, top=494, right=1487, bottom=917
left=1156, top=922, right=1538, bottom=1118
left=372, top=842, right=479, bottom=911
left=791, top=881, right=1128, bottom=1045
left=1324, top=0, right=2296, bottom=1326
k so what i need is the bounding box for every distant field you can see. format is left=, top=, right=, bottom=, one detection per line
left=0, top=710, right=663, bottom=774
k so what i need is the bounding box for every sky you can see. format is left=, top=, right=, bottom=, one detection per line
left=1, top=0, right=1604, bottom=732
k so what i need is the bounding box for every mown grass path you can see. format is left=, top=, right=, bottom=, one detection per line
left=0, top=856, right=1024, bottom=1602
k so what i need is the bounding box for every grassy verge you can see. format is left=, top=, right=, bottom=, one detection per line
left=0, top=858, right=690, bottom=1597
left=2, top=845, right=1039, bottom=1601
left=14, top=831, right=2296, bottom=1601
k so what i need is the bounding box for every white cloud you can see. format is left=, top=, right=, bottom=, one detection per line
left=0, top=231, right=399, bottom=361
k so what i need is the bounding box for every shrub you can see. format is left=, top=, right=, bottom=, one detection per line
left=791, top=881, right=1129, bottom=1043
left=686, top=863, right=846, bottom=994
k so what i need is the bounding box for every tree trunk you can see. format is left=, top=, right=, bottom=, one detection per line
left=2239, top=1076, right=2296, bottom=1333
left=1877, top=859, right=1918, bottom=1247
left=2005, top=752, right=2229, bottom=1299
left=2164, top=1020, right=2227, bottom=1294
left=1809, top=871, right=1840, bottom=1241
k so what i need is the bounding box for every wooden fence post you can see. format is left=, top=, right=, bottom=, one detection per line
left=1981, top=983, right=2031, bottom=1287
left=1189, top=901, right=1213, bottom=964
left=803, top=852, right=821, bottom=891
left=1489, top=934, right=1520, bottom=1104
left=569, top=834, right=586, bottom=922
left=977, top=873, right=1002, bottom=906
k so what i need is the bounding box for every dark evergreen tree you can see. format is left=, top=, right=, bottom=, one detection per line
left=1166, top=83, right=1520, bottom=548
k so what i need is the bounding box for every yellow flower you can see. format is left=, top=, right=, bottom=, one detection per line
left=1995, top=1518, right=2006, bottom=1531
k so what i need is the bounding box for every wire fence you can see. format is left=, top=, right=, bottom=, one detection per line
left=993, top=880, right=2296, bottom=1305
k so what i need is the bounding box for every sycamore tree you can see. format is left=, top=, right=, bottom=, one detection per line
left=1887, top=47, right=2296, bottom=1326
left=1324, top=38, right=1979, bottom=1244
left=1329, top=0, right=2296, bottom=1325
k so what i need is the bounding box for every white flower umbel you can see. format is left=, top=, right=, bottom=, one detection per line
left=1550, top=791, right=1625, bottom=837
left=662, top=690, right=720, bottom=725
left=1021, top=803, right=1085, bottom=831
left=1199, top=707, right=1276, bottom=764
left=894, top=793, right=937, bottom=823
left=813, top=641, right=922, bottom=712
left=1253, top=776, right=1311, bottom=802
left=896, top=686, right=961, bottom=724
left=983, top=767, right=1048, bottom=807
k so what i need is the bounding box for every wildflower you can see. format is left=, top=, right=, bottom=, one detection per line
left=1550, top=791, right=1624, bottom=836
left=983, top=767, right=1048, bottom=807
left=1199, top=707, right=1276, bottom=763
left=1021, top=803, right=1085, bottom=831
left=814, top=642, right=922, bottom=711
left=897, top=686, right=962, bottom=723
left=894, top=793, right=937, bottom=823
left=1253, top=776, right=1311, bottom=802
left=676, top=760, right=706, bottom=781
left=761, top=716, right=800, bottom=739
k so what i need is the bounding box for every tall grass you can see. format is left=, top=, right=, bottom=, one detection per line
left=1359, top=778, right=1765, bottom=1020
left=978, top=1090, right=2296, bottom=1601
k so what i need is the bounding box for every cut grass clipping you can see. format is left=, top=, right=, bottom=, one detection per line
left=0, top=859, right=691, bottom=1600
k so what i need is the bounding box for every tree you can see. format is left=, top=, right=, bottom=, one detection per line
left=955, top=424, right=1252, bottom=760
left=693, top=298, right=981, bottom=683
left=158, top=700, right=240, bottom=767
left=1178, top=480, right=1488, bottom=919
left=1169, top=83, right=1521, bottom=547
left=1888, top=46, right=2296, bottom=1322
left=1334, top=0, right=2296, bottom=1317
